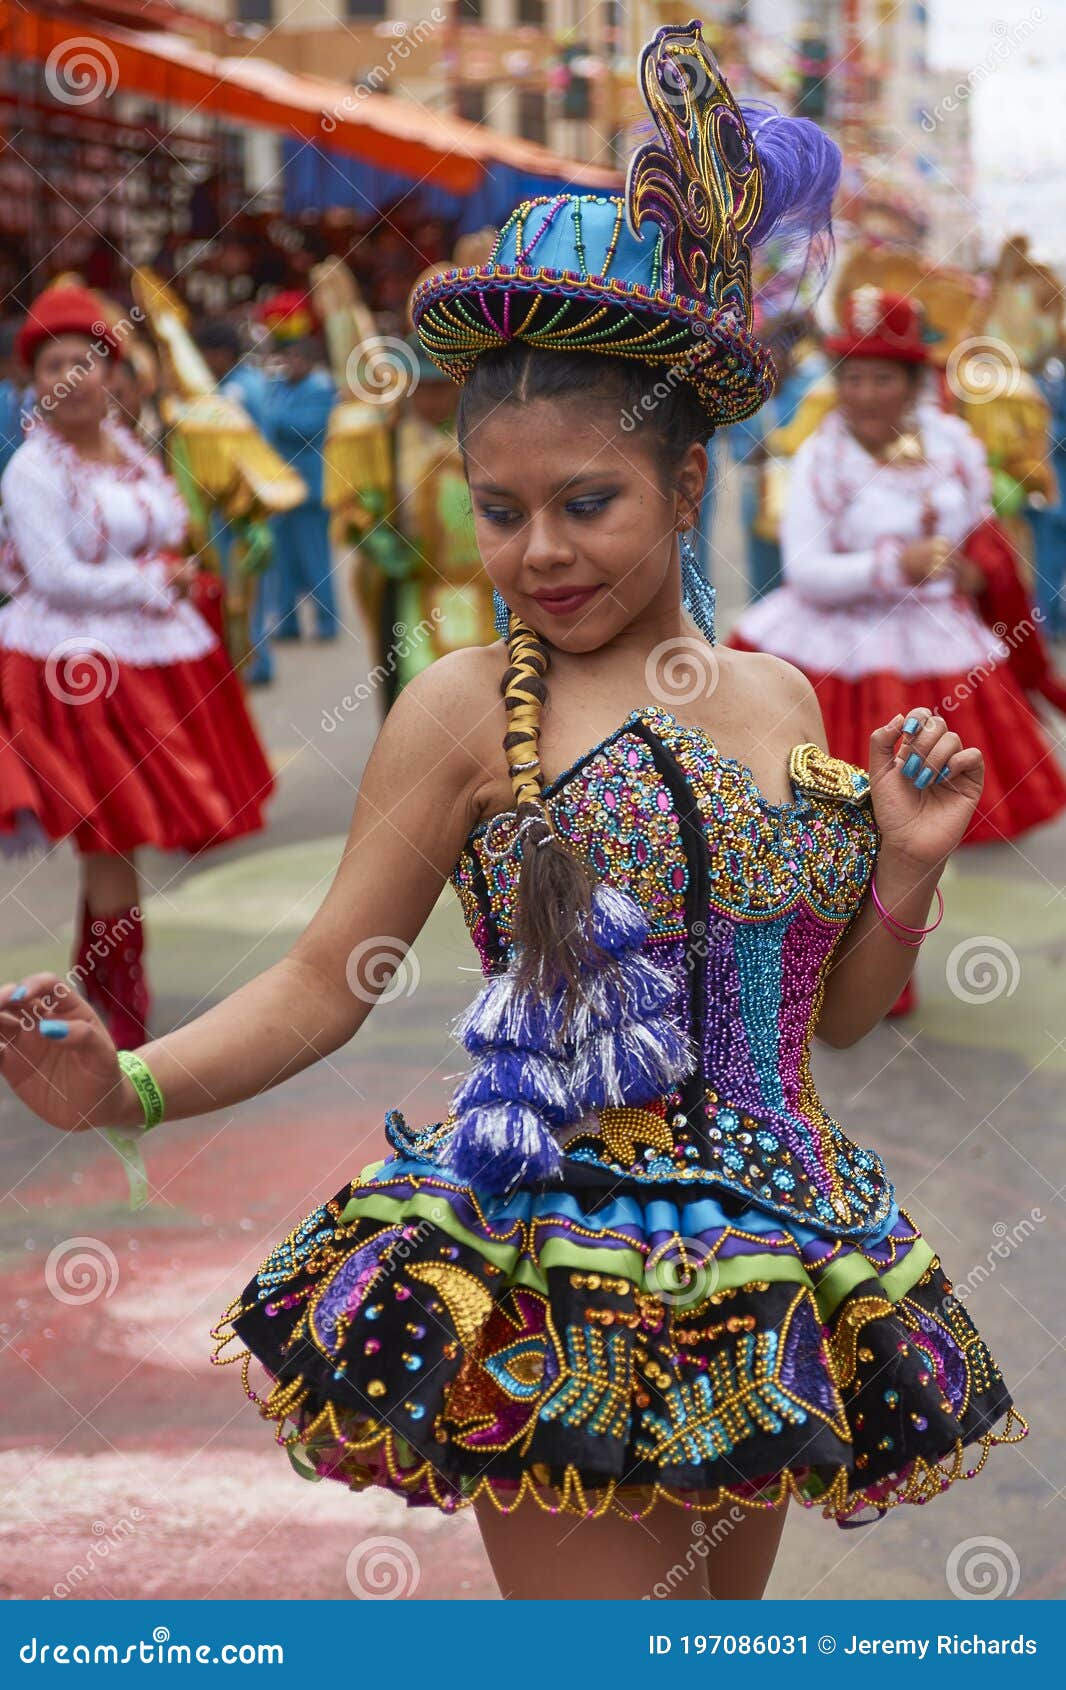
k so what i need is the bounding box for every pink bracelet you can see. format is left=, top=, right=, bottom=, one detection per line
left=870, top=877, right=944, bottom=947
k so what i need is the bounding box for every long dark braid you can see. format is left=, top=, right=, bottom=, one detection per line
left=500, top=613, right=605, bottom=1001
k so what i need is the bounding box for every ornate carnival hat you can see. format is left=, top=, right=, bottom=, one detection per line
left=824, top=285, right=933, bottom=365
left=412, top=20, right=840, bottom=429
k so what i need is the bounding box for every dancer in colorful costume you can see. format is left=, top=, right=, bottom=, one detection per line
left=731, top=313, right=827, bottom=599
left=1031, top=348, right=1066, bottom=637
left=0, top=286, right=275, bottom=1045
left=734, top=285, right=1066, bottom=847
left=315, top=247, right=497, bottom=712
left=195, top=319, right=276, bottom=683
left=0, top=29, right=1023, bottom=1598
left=355, top=334, right=493, bottom=705
left=257, top=296, right=339, bottom=645
left=131, top=269, right=308, bottom=674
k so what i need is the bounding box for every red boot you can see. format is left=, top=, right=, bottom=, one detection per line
left=74, top=899, right=151, bottom=1048
left=885, top=977, right=918, bottom=1019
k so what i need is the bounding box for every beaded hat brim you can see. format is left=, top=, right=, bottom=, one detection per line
left=411, top=252, right=777, bottom=430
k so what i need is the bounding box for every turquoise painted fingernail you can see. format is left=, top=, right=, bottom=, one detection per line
left=10, top=985, right=27, bottom=1002
left=915, top=766, right=935, bottom=790
left=902, top=716, right=920, bottom=734
left=903, top=752, right=922, bottom=779
left=38, top=1020, right=68, bottom=1040
left=936, top=765, right=950, bottom=784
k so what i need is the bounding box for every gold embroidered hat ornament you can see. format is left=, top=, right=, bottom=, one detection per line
left=411, top=19, right=841, bottom=429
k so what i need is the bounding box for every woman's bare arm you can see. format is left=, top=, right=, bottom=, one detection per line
left=816, top=845, right=943, bottom=1046
left=0, top=648, right=505, bottom=1132
left=751, top=663, right=980, bottom=1048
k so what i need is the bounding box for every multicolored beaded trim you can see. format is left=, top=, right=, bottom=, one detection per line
left=411, top=198, right=778, bottom=428
left=213, top=1325, right=1026, bottom=1524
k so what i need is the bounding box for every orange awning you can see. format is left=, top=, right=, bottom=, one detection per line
left=0, top=3, right=622, bottom=198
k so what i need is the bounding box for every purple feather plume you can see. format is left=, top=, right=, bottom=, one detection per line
left=741, top=103, right=841, bottom=253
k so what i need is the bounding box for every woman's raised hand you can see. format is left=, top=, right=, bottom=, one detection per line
left=898, top=537, right=954, bottom=584
left=868, top=708, right=984, bottom=866
left=0, top=975, right=129, bottom=1133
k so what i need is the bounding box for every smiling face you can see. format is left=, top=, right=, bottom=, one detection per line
left=462, top=394, right=706, bottom=652
left=835, top=356, right=919, bottom=454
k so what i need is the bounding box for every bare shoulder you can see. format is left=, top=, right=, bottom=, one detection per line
left=717, top=645, right=826, bottom=748
left=380, top=644, right=505, bottom=747
left=369, top=643, right=509, bottom=799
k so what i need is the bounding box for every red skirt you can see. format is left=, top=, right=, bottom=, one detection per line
left=730, top=634, right=1066, bottom=845
left=0, top=643, right=275, bottom=856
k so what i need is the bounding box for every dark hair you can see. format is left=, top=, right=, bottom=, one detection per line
left=457, top=344, right=709, bottom=1005
left=195, top=320, right=242, bottom=360
left=456, top=342, right=712, bottom=480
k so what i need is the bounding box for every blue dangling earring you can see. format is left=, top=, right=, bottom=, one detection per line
left=680, top=530, right=717, bottom=645
left=493, top=589, right=511, bottom=639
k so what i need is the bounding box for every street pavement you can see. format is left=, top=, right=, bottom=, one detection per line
left=2, top=487, right=1065, bottom=1602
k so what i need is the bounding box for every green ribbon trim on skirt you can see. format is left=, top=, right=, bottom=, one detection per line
left=338, top=1183, right=936, bottom=1317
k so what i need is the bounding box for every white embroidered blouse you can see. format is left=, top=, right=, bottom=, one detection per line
left=0, top=421, right=217, bottom=665
left=735, top=401, right=1007, bottom=681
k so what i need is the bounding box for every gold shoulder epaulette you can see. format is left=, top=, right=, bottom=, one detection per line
left=789, top=742, right=872, bottom=807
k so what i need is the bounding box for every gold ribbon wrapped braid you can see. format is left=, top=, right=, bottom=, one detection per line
left=502, top=614, right=552, bottom=833
left=500, top=612, right=604, bottom=1001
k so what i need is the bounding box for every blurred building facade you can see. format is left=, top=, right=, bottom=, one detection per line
left=218, top=0, right=977, bottom=262
left=221, top=1, right=640, bottom=166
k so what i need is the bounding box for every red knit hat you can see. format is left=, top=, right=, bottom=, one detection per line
left=824, top=285, right=930, bottom=364
left=15, top=286, right=122, bottom=367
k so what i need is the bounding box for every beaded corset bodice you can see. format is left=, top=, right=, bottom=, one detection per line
left=445, top=706, right=889, bottom=1240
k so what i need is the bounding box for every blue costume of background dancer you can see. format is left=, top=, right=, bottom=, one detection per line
left=262, top=341, right=338, bottom=645
left=1030, top=357, right=1066, bottom=638
left=196, top=322, right=277, bottom=685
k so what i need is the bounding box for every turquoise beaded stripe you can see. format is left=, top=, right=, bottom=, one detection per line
left=411, top=186, right=778, bottom=429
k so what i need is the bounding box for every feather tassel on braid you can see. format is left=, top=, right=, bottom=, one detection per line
left=441, top=610, right=693, bottom=1197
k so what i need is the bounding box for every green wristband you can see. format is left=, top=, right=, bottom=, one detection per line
left=103, top=1052, right=165, bottom=1212
left=116, top=1050, right=166, bottom=1130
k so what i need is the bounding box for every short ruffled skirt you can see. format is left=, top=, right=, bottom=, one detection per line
left=211, top=1142, right=1024, bottom=1527
left=0, top=642, right=274, bottom=855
